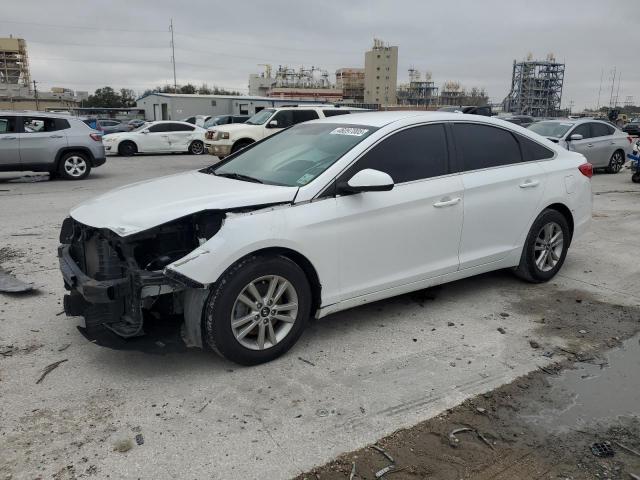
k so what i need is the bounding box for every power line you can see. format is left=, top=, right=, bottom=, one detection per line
left=0, top=19, right=165, bottom=33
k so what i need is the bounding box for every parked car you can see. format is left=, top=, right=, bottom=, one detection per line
left=102, top=120, right=206, bottom=156
left=127, top=119, right=147, bottom=131
left=84, top=119, right=129, bottom=135
left=500, top=115, right=536, bottom=127
left=204, top=106, right=358, bottom=158
left=202, top=114, right=250, bottom=129
left=182, top=115, right=211, bottom=127
left=0, top=110, right=105, bottom=180
left=437, top=105, right=493, bottom=116
left=528, top=118, right=633, bottom=173
left=622, top=117, right=640, bottom=136
left=59, top=112, right=592, bottom=364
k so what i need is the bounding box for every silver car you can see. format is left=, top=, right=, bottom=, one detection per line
left=0, top=111, right=106, bottom=180
left=528, top=118, right=632, bottom=173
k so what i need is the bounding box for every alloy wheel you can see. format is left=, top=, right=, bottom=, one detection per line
left=534, top=222, right=564, bottom=272
left=611, top=151, right=624, bottom=173
left=191, top=141, right=204, bottom=155
left=231, top=275, right=299, bottom=350
left=64, top=156, right=87, bottom=177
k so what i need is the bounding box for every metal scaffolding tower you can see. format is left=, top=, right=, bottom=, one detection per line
left=397, top=69, right=438, bottom=106
left=0, top=37, right=31, bottom=87
left=503, top=54, right=565, bottom=117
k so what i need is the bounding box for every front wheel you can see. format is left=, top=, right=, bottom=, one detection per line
left=632, top=172, right=640, bottom=183
left=513, top=209, right=570, bottom=283
left=606, top=150, right=624, bottom=174
left=203, top=255, right=311, bottom=365
left=58, top=152, right=91, bottom=180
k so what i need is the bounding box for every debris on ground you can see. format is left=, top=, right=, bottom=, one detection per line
left=0, top=268, right=34, bottom=293
left=447, top=427, right=475, bottom=447
left=35, top=359, right=68, bottom=384
left=529, top=340, right=540, bottom=349
left=370, top=444, right=395, bottom=478
left=447, top=321, right=455, bottom=327
left=497, top=327, right=506, bottom=334
left=135, top=434, right=144, bottom=446
left=298, top=356, right=316, bottom=366
left=349, top=462, right=356, bottom=480
left=614, top=441, right=640, bottom=457
left=57, top=343, right=71, bottom=352
left=499, top=312, right=510, bottom=318
left=113, top=439, right=133, bottom=453
left=591, top=441, right=615, bottom=457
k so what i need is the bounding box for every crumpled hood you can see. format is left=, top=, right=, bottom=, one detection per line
left=70, top=170, right=298, bottom=236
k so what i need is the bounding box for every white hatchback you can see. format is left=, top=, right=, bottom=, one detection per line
left=102, top=120, right=206, bottom=156
left=59, top=112, right=592, bottom=365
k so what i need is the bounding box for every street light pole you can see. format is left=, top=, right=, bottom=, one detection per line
left=170, top=19, right=177, bottom=93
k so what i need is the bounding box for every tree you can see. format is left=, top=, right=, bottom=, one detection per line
left=119, top=88, right=136, bottom=107
left=179, top=84, right=197, bottom=94
left=198, top=83, right=212, bottom=95
left=84, top=86, right=122, bottom=108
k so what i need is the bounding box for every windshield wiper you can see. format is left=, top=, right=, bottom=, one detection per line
left=215, top=172, right=264, bottom=184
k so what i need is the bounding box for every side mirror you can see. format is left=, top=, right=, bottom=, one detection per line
left=569, top=133, right=583, bottom=141
left=338, top=169, right=394, bottom=194
left=267, top=120, right=279, bottom=128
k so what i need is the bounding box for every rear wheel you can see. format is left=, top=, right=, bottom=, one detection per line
left=632, top=172, right=640, bottom=183
left=203, top=255, right=311, bottom=365
left=58, top=152, right=91, bottom=180
left=513, top=209, right=570, bottom=283
left=189, top=140, right=205, bottom=155
left=606, top=150, right=625, bottom=174
left=118, top=141, right=137, bottom=157
left=231, top=139, right=253, bottom=154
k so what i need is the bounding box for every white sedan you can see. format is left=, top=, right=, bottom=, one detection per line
left=60, top=112, right=592, bottom=365
left=102, top=120, right=206, bottom=156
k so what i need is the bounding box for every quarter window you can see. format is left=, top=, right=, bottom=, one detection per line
left=453, top=123, right=521, bottom=171
left=346, top=124, right=449, bottom=183
left=516, top=134, right=555, bottom=161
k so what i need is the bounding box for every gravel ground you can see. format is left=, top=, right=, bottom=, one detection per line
left=0, top=156, right=639, bottom=479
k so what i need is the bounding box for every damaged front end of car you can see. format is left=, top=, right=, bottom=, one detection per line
left=58, top=211, right=223, bottom=339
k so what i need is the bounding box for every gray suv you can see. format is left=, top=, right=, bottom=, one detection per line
left=0, top=111, right=106, bottom=180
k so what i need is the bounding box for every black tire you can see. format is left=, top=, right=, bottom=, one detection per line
left=606, top=150, right=625, bottom=174
left=189, top=140, right=205, bottom=155
left=230, top=139, right=253, bottom=154
left=513, top=209, right=571, bottom=283
left=632, top=172, right=640, bottom=183
left=203, top=255, right=311, bottom=365
left=118, top=141, right=137, bottom=157
left=58, top=151, right=91, bottom=180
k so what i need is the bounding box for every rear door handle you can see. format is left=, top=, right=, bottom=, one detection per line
left=433, top=197, right=461, bottom=208
left=519, top=180, right=540, bottom=188
left=587, top=143, right=594, bottom=147
left=1, top=136, right=17, bottom=140
left=49, top=135, right=64, bottom=139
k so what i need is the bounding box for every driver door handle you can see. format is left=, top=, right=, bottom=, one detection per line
left=1, top=136, right=17, bottom=140
left=49, top=135, right=64, bottom=139
left=519, top=180, right=540, bottom=188
left=433, top=197, right=461, bottom=208
left=587, top=143, right=594, bottom=147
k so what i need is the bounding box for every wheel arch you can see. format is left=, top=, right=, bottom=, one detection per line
left=220, top=246, right=322, bottom=316
left=232, top=137, right=256, bottom=150
left=118, top=139, right=138, bottom=155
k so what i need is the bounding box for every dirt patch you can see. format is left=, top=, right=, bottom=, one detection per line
left=295, top=293, right=640, bottom=480
left=0, top=246, right=23, bottom=265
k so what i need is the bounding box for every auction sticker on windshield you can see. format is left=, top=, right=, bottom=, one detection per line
left=330, top=127, right=369, bottom=136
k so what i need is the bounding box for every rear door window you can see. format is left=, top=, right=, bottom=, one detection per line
left=166, top=123, right=195, bottom=132
left=148, top=123, right=168, bottom=133
left=452, top=123, right=522, bottom=171
left=22, top=117, right=69, bottom=133
left=344, top=124, right=449, bottom=184
left=591, top=122, right=614, bottom=137
left=323, top=110, right=351, bottom=117
left=292, top=110, right=320, bottom=124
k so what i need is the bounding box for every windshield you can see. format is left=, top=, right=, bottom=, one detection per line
left=210, top=123, right=377, bottom=187
left=203, top=116, right=225, bottom=128
left=528, top=121, right=574, bottom=138
left=246, top=109, right=275, bottom=125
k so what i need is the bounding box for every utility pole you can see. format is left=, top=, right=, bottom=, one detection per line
left=614, top=71, right=622, bottom=108
left=596, top=68, right=603, bottom=111
left=609, top=67, right=616, bottom=108
left=170, top=19, right=177, bottom=93
left=33, top=80, right=40, bottom=110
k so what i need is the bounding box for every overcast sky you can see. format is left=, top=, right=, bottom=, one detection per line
left=2, top=0, right=637, bottom=109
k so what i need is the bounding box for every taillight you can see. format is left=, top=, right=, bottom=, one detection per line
left=90, top=133, right=102, bottom=142
left=578, top=163, right=593, bottom=178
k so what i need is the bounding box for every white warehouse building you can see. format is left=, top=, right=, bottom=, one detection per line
left=136, top=93, right=326, bottom=121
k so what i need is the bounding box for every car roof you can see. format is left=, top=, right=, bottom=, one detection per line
left=311, top=111, right=515, bottom=128
left=0, top=110, right=75, bottom=118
